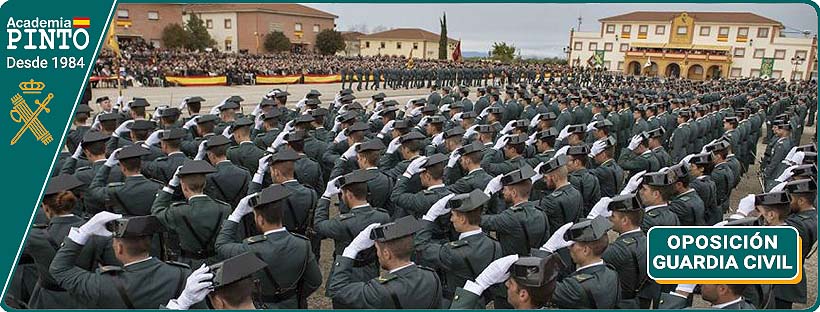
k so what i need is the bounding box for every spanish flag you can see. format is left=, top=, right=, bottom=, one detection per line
left=406, top=49, right=415, bottom=69
left=73, top=17, right=90, bottom=28
left=106, top=20, right=120, bottom=57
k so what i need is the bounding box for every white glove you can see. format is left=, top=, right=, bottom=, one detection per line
left=786, top=151, right=806, bottom=165
left=113, top=120, right=134, bottom=137
left=182, top=116, right=199, bottom=130
left=770, top=181, right=789, bottom=192
left=409, top=106, right=423, bottom=117
left=463, top=255, right=519, bottom=296
left=403, top=156, right=428, bottom=178
left=91, top=115, right=101, bottom=131
left=386, top=137, right=401, bottom=154
left=342, top=143, right=359, bottom=160
left=221, top=126, right=232, bottom=139
left=177, top=97, right=189, bottom=110
left=628, top=134, right=644, bottom=151
left=194, top=140, right=208, bottom=161
left=365, top=99, right=374, bottom=109
left=492, top=134, right=510, bottom=150
left=447, top=151, right=461, bottom=168
left=331, top=118, right=342, bottom=133
left=167, top=165, right=182, bottom=189
left=418, top=116, right=431, bottom=128
left=69, top=211, right=122, bottom=244
left=338, top=104, right=349, bottom=115
left=675, top=284, right=697, bottom=296
left=440, top=104, right=450, bottom=113
left=333, top=130, right=348, bottom=144
left=620, top=170, right=646, bottom=195
left=589, top=140, right=606, bottom=157
left=529, top=114, right=541, bottom=128
left=679, top=154, right=696, bottom=166
left=554, top=145, right=570, bottom=158
left=116, top=95, right=124, bottom=109
left=452, top=112, right=464, bottom=122
left=587, top=197, right=613, bottom=219
left=431, top=133, right=444, bottom=146
left=483, top=175, right=503, bottom=196
left=479, top=107, right=491, bottom=118
left=736, top=194, right=756, bottom=216
left=530, top=162, right=546, bottom=183
left=105, top=147, right=123, bottom=167
left=254, top=114, right=265, bottom=131
left=167, top=264, right=213, bottom=310
left=253, top=154, right=272, bottom=184
left=272, top=130, right=289, bottom=149
left=342, top=223, right=381, bottom=259
left=228, top=193, right=255, bottom=223
left=151, top=106, right=165, bottom=121
left=586, top=122, right=597, bottom=133
left=525, top=133, right=537, bottom=146
left=727, top=213, right=746, bottom=220
left=500, top=120, right=516, bottom=135
left=146, top=129, right=162, bottom=146
left=283, top=120, right=295, bottom=133
left=775, top=165, right=798, bottom=182
left=296, top=99, right=307, bottom=111
left=369, top=109, right=383, bottom=122
left=557, top=125, right=571, bottom=141
left=785, top=146, right=798, bottom=164
left=713, top=220, right=730, bottom=227
left=463, top=124, right=479, bottom=139
left=423, top=194, right=455, bottom=221
left=71, top=142, right=84, bottom=159
left=379, top=120, right=396, bottom=135
left=322, top=176, right=342, bottom=199
left=540, top=222, right=575, bottom=252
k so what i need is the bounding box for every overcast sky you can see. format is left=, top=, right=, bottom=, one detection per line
left=306, top=3, right=818, bottom=57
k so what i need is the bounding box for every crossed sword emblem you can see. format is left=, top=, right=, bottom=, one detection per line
left=10, top=92, right=53, bottom=145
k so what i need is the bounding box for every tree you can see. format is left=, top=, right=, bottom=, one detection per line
left=371, top=25, right=388, bottom=33
left=315, top=29, right=345, bottom=55
left=490, top=42, right=517, bottom=62
left=185, top=14, right=215, bottom=51
left=438, top=13, right=448, bottom=60
left=161, top=23, right=188, bottom=49
left=264, top=31, right=291, bottom=53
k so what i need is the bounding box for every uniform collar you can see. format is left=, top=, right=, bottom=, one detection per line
left=124, top=257, right=153, bottom=268
left=645, top=204, right=666, bottom=212
left=426, top=184, right=445, bottom=191
left=264, top=228, right=287, bottom=236
left=619, top=228, right=642, bottom=237
left=468, top=168, right=484, bottom=175
left=575, top=260, right=605, bottom=272
left=389, top=262, right=415, bottom=274
left=711, top=297, right=744, bottom=309
left=459, top=229, right=484, bottom=240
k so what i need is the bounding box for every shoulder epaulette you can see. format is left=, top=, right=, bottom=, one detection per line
left=620, top=237, right=637, bottom=245
left=32, top=223, right=48, bottom=229
left=646, top=210, right=660, bottom=217
left=166, top=261, right=191, bottom=269
left=641, top=153, right=653, bottom=159
left=255, top=133, right=267, bottom=138
left=291, top=232, right=309, bottom=241
left=449, top=240, right=469, bottom=249
left=228, top=145, right=239, bottom=150
left=339, top=213, right=355, bottom=220
left=244, top=234, right=267, bottom=244
left=170, top=201, right=187, bottom=207
left=679, top=195, right=690, bottom=202
left=573, top=273, right=593, bottom=283
left=100, top=265, right=123, bottom=274
left=155, top=156, right=168, bottom=161
left=107, top=182, right=125, bottom=187
left=76, top=166, right=92, bottom=172
left=212, top=198, right=231, bottom=207
left=376, top=273, right=398, bottom=284
left=149, top=178, right=165, bottom=185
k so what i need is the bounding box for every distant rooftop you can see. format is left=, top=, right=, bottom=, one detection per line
left=360, top=28, right=457, bottom=43
left=599, top=11, right=782, bottom=26
left=184, top=4, right=337, bottom=19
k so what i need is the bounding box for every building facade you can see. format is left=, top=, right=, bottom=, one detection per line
left=338, top=31, right=364, bottom=57
left=568, top=11, right=817, bottom=81
left=358, top=28, right=458, bottom=60
left=113, top=4, right=337, bottom=53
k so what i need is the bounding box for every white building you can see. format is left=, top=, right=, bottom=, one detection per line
left=568, top=11, right=817, bottom=80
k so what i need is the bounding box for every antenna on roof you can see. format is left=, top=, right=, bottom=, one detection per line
left=577, top=9, right=583, bottom=31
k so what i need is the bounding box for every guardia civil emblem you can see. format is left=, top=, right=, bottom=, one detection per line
left=9, top=79, right=53, bottom=145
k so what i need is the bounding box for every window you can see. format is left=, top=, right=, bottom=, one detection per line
left=617, top=61, right=624, bottom=70
left=604, top=42, right=613, bottom=51
left=638, top=25, right=648, bottom=34
left=574, top=41, right=583, bottom=51
left=117, top=9, right=129, bottom=18
left=753, top=49, right=765, bottom=58
left=733, top=48, right=745, bottom=58
left=365, top=41, right=370, bottom=48
left=730, top=68, right=742, bottom=77
left=224, top=19, right=231, bottom=29
left=603, top=61, right=611, bottom=70
left=147, top=11, right=159, bottom=20
left=295, top=23, right=302, bottom=32
left=771, top=70, right=782, bottom=79
left=206, top=19, right=213, bottom=29
left=606, top=24, right=616, bottom=33
left=795, top=50, right=808, bottom=60
left=700, top=26, right=711, bottom=36
left=380, top=42, right=385, bottom=49
left=589, top=42, right=598, bottom=51
left=620, top=43, right=629, bottom=52
left=676, top=26, right=687, bottom=35
left=655, top=25, right=665, bottom=35
left=313, top=24, right=320, bottom=32
left=737, top=27, right=749, bottom=38
left=396, top=42, right=402, bottom=49
left=750, top=69, right=761, bottom=77
left=622, top=25, right=631, bottom=33
left=774, top=49, right=786, bottom=59
left=718, top=27, right=730, bottom=36
left=757, top=27, right=769, bottom=38
left=792, top=71, right=804, bottom=80
left=224, top=39, right=232, bottom=51
left=413, top=42, right=418, bottom=50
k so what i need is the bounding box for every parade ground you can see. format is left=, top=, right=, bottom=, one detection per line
left=91, top=83, right=818, bottom=309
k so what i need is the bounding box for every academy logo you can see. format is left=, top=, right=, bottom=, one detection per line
left=6, top=17, right=90, bottom=50
left=9, top=79, right=52, bottom=145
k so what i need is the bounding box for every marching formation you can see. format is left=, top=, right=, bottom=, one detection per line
left=9, top=67, right=818, bottom=310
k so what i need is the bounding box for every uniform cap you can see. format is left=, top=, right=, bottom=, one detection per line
left=337, top=112, right=357, bottom=124
left=259, top=98, right=277, bottom=108
left=129, top=98, right=151, bottom=108
left=186, top=96, right=206, bottom=104
left=310, top=108, right=329, bottom=117
left=427, top=115, right=447, bottom=124
left=116, top=145, right=150, bottom=160
left=563, top=215, right=612, bottom=242
left=105, top=215, right=165, bottom=238
left=336, top=169, right=377, bottom=188
left=642, top=169, right=676, bottom=186
left=510, top=254, right=564, bottom=288
left=177, top=160, right=217, bottom=176
left=704, top=140, right=731, bottom=153
left=209, top=252, right=268, bottom=288
left=227, top=95, right=245, bottom=103
left=567, top=124, right=586, bottom=134
left=393, top=119, right=412, bottom=130
left=784, top=179, right=816, bottom=195
left=506, top=133, right=529, bottom=145
left=127, top=120, right=156, bottom=131
left=501, top=165, right=536, bottom=186
left=45, top=174, right=84, bottom=196
left=537, top=128, right=559, bottom=140
left=447, top=189, right=490, bottom=213
left=668, top=163, right=689, bottom=181
left=262, top=109, right=283, bottom=120
left=285, top=130, right=308, bottom=142
left=607, top=193, right=643, bottom=212
left=205, top=135, right=231, bottom=149
left=307, top=89, right=322, bottom=97
left=231, top=118, right=254, bottom=130
left=399, top=131, right=426, bottom=144
left=82, top=131, right=110, bottom=144
left=476, top=124, right=495, bottom=134
left=647, top=127, right=665, bottom=138
left=95, top=96, right=110, bottom=103
left=689, top=152, right=713, bottom=166
left=345, top=122, right=371, bottom=135
left=98, top=113, right=119, bottom=122
left=250, top=184, right=291, bottom=208
left=356, top=139, right=385, bottom=152
left=268, top=148, right=302, bottom=164
left=457, top=141, right=486, bottom=156
left=159, top=128, right=187, bottom=141
left=76, top=104, right=93, bottom=114
left=791, top=164, right=817, bottom=179
left=443, top=127, right=466, bottom=139
left=754, top=191, right=790, bottom=206
left=461, top=111, right=478, bottom=119
left=196, top=114, right=220, bottom=124
left=539, top=155, right=568, bottom=174
left=371, top=92, right=386, bottom=100
left=795, top=144, right=817, bottom=153
left=566, top=145, right=590, bottom=157
left=370, top=215, right=421, bottom=242
left=157, top=107, right=181, bottom=118
left=294, top=114, right=314, bottom=125
left=219, top=101, right=240, bottom=111
left=421, top=154, right=448, bottom=168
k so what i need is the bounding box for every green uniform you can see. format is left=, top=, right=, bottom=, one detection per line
left=295, top=156, right=324, bottom=193
left=88, top=166, right=162, bottom=216
left=669, top=122, right=690, bottom=163
left=50, top=238, right=191, bottom=309
left=63, top=159, right=124, bottom=215
left=651, top=147, right=672, bottom=168
left=327, top=257, right=443, bottom=309
left=204, top=160, right=251, bottom=208
left=619, top=150, right=660, bottom=177
left=254, top=128, right=281, bottom=150
left=551, top=262, right=620, bottom=309
left=691, top=175, right=720, bottom=226
left=481, top=201, right=549, bottom=256
left=658, top=293, right=755, bottom=309
left=141, top=152, right=188, bottom=184
left=538, top=184, right=583, bottom=236
left=668, top=189, right=706, bottom=226
left=712, top=162, right=735, bottom=214
left=590, top=159, right=624, bottom=198
left=448, top=168, right=492, bottom=194
left=778, top=208, right=818, bottom=305
left=227, top=141, right=265, bottom=177
left=569, top=169, right=601, bottom=217
left=392, top=178, right=452, bottom=219
left=151, top=191, right=231, bottom=267
left=215, top=221, right=323, bottom=308
left=601, top=230, right=658, bottom=309
left=640, top=205, right=680, bottom=232
left=481, top=154, right=529, bottom=176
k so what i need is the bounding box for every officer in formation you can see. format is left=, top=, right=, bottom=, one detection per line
left=18, top=73, right=817, bottom=309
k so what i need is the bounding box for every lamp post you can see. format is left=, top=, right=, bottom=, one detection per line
left=563, top=46, right=572, bottom=67
left=791, top=55, right=805, bottom=80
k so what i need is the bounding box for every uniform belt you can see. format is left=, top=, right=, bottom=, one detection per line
left=180, top=249, right=216, bottom=259
left=38, top=279, right=66, bottom=292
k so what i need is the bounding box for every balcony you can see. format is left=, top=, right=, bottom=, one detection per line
left=625, top=49, right=730, bottom=62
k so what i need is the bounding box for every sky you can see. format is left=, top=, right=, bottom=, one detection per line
left=306, top=3, right=818, bottom=58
